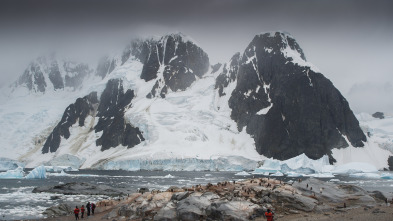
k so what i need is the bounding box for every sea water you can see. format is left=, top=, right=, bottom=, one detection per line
left=0, top=170, right=392, bottom=220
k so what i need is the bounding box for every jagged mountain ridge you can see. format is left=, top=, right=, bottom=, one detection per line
left=12, top=54, right=93, bottom=93
left=2, top=31, right=391, bottom=170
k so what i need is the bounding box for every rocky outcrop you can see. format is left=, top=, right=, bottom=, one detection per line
left=41, top=78, right=144, bottom=154
left=42, top=204, right=73, bottom=218
left=42, top=92, right=99, bottom=153
left=372, top=112, right=384, bottom=119
left=15, top=54, right=92, bottom=93
left=215, top=53, right=241, bottom=97
left=223, top=32, right=366, bottom=162
left=18, top=61, right=47, bottom=93
left=94, top=79, right=144, bottom=151
left=33, top=182, right=129, bottom=196
left=388, top=156, right=393, bottom=171
left=94, top=177, right=379, bottom=221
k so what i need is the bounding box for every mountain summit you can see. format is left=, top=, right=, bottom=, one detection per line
left=219, top=32, right=366, bottom=163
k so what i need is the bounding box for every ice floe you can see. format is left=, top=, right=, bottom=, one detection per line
left=0, top=166, right=24, bottom=179
left=235, top=171, right=251, bottom=176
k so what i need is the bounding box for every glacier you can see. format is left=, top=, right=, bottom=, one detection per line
left=25, top=165, right=46, bottom=179
left=96, top=156, right=258, bottom=171
left=0, top=158, right=25, bottom=171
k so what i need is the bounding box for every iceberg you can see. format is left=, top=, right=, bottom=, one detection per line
left=253, top=154, right=330, bottom=175
left=0, top=166, right=24, bottom=179
left=281, top=154, right=330, bottom=174
left=44, top=166, right=78, bottom=172
left=349, top=173, right=381, bottom=179
left=286, top=171, right=303, bottom=177
left=331, top=162, right=378, bottom=174
left=0, top=158, right=25, bottom=171
left=26, top=165, right=46, bottom=179
left=380, top=173, right=393, bottom=179
left=253, top=158, right=281, bottom=174
left=235, top=171, right=251, bottom=176
left=270, top=171, right=284, bottom=177
left=308, top=173, right=335, bottom=178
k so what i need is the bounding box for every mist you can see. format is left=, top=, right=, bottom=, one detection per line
left=0, top=0, right=392, bottom=113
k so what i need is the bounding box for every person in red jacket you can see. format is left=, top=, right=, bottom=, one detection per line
left=74, top=206, right=80, bottom=220
left=265, top=208, right=274, bottom=221
left=91, top=202, right=96, bottom=215
left=80, top=205, right=85, bottom=219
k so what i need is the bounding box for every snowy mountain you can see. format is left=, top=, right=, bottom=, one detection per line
left=10, top=53, right=93, bottom=94
left=1, top=31, right=392, bottom=171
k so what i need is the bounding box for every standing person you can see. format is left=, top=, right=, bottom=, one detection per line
left=265, top=208, right=274, bottom=221
left=80, top=205, right=85, bottom=219
left=74, top=206, right=80, bottom=220
left=91, top=202, right=96, bottom=215
left=86, top=202, right=91, bottom=217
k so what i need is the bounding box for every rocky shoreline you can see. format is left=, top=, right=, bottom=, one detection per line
left=38, top=177, right=393, bottom=221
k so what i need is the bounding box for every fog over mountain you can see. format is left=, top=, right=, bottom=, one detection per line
left=0, top=0, right=392, bottom=113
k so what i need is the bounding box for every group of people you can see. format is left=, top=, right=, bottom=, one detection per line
left=73, top=202, right=96, bottom=220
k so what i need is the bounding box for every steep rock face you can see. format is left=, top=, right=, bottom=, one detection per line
left=225, top=32, right=366, bottom=162
left=41, top=79, right=144, bottom=154
left=42, top=92, right=99, bottom=153
left=388, top=156, right=393, bottom=171
left=215, top=53, right=241, bottom=97
left=145, top=34, right=209, bottom=98
left=95, top=79, right=144, bottom=151
left=15, top=55, right=92, bottom=93
left=96, top=34, right=209, bottom=98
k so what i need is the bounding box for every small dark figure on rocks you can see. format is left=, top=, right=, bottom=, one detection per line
left=80, top=205, right=85, bottom=219
left=265, top=208, right=274, bottom=221
left=74, top=206, right=80, bottom=220
left=86, top=202, right=91, bottom=216
left=91, top=202, right=96, bottom=215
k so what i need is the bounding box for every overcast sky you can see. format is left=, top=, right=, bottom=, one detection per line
left=0, top=0, right=392, bottom=113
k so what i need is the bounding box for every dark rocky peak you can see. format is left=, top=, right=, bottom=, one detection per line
left=42, top=92, right=99, bottom=153
left=14, top=54, right=92, bottom=93
left=372, top=112, right=384, bottom=119
left=250, top=31, right=306, bottom=61
left=227, top=31, right=366, bottom=162
left=143, top=33, right=210, bottom=98
left=211, top=63, right=222, bottom=74
left=215, top=53, right=242, bottom=97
